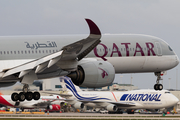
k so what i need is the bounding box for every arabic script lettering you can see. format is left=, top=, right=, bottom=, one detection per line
left=25, top=41, right=57, bottom=49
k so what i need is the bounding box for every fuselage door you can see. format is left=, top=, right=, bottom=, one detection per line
left=155, top=42, right=162, bottom=56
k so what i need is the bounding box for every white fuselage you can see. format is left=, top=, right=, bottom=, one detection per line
left=0, top=34, right=178, bottom=74
left=0, top=95, right=64, bottom=109
left=67, top=90, right=179, bottom=109
left=62, top=77, right=179, bottom=110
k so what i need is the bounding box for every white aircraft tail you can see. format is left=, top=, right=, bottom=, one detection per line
left=59, top=76, right=110, bottom=101
left=59, top=76, right=82, bottom=92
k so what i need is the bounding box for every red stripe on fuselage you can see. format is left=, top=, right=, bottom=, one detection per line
left=0, top=95, right=14, bottom=107
left=111, top=92, right=117, bottom=102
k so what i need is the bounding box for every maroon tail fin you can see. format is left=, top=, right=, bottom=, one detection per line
left=85, top=19, right=101, bottom=35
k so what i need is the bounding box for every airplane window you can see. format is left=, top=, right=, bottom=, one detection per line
left=4, top=51, right=6, bottom=54
left=144, top=48, right=146, bottom=51
left=100, top=49, right=101, bottom=52
left=56, top=50, right=58, bottom=52
left=165, top=92, right=171, bottom=94
left=109, top=48, right=111, bottom=51
left=21, top=51, right=23, bottom=54
left=35, top=51, right=37, bottom=53
left=18, top=51, right=20, bottom=54
left=28, top=51, right=30, bottom=54
left=42, top=50, right=44, bottom=53
left=32, top=51, right=34, bottom=54
left=130, top=48, right=131, bottom=51
left=0, top=51, right=2, bottom=54
left=168, top=46, right=173, bottom=51
left=25, top=51, right=27, bottom=54
left=14, top=51, right=16, bottom=54
left=49, top=50, right=51, bottom=53
left=53, top=50, right=55, bottom=53
left=11, top=51, right=12, bottom=54
left=39, top=50, right=41, bottom=53
left=46, top=50, right=48, bottom=53
left=121, top=48, right=123, bottom=51
left=133, top=48, right=134, bottom=51
left=7, top=51, right=9, bottom=54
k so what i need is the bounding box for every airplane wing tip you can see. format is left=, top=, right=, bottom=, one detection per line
left=85, top=18, right=101, bottom=35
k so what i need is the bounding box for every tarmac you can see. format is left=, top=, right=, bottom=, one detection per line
left=0, top=112, right=180, bottom=119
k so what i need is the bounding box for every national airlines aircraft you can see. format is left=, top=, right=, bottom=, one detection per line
left=0, top=94, right=65, bottom=111
left=0, top=19, right=178, bottom=102
left=56, top=77, right=179, bottom=114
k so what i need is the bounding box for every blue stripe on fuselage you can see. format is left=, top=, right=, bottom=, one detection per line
left=62, top=77, right=111, bottom=101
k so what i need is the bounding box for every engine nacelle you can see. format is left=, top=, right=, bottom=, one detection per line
left=73, top=102, right=84, bottom=109
left=106, top=104, right=117, bottom=112
left=68, top=61, right=115, bottom=88
left=47, top=104, right=61, bottom=111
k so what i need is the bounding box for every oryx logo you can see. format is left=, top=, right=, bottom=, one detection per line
left=120, top=94, right=161, bottom=101
left=61, top=76, right=111, bottom=101
left=98, top=67, right=108, bottom=78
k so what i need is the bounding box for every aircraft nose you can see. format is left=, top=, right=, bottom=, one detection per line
left=172, top=95, right=179, bottom=105
left=174, top=97, right=179, bottom=104
left=172, top=55, right=179, bottom=67
left=176, top=55, right=180, bottom=65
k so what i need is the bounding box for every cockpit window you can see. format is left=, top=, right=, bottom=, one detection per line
left=168, top=46, right=173, bottom=51
left=165, top=92, right=171, bottom=94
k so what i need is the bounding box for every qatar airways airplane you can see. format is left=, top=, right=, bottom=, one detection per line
left=50, top=77, right=179, bottom=114
left=0, top=94, right=65, bottom=111
left=0, top=19, right=178, bottom=102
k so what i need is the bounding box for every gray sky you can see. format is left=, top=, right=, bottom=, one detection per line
left=0, top=0, right=180, bottom=90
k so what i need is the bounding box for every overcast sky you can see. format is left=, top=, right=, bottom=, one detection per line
left=0, top=0, right=180, bottom=90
